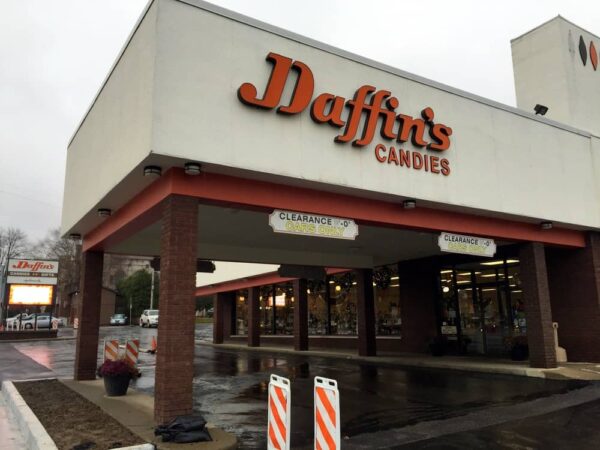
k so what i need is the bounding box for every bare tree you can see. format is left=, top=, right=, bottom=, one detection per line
left=31, top=228, right=81, bottom=319
left=0, top=227, right=29, bottom=269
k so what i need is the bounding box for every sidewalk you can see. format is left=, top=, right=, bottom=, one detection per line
left=0, top=391, right=26, bottom=450
left=205, top=341, right=600, bottom=381
left=61, top=379, right=238, bottom=450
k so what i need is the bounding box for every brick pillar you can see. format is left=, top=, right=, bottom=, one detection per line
left=293, top=279, right=309, bottom=351
left=213, top=292, right=235, bottom=344
left=155, top=196, right=198, bottom=425
left=546, top=232, right=600, bottom=362
left=520, top=242, right=557, bottom=368
left=356, top=269, right=376, bottom=356
left=247, top=286, right=260, bottom=347
left=74, top=251, right=104, bottom=380
left=398, top=260, right=438, bottom=353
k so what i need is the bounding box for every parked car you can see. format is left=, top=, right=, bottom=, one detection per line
left=139, top=309, right=159, bottom=327
left=6, top=313, right=31, bottom=329
left=20, top=313, right=59, bottom=330
left=110, top=314, right=128, bottom=326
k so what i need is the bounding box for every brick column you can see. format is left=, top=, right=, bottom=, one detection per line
left=293, top=279, right=309, bottom=351
left=74, top=251, right=104, bottom=380
left=247, top=286, right=260, bottom=347
left=546, top=232, right=600, bottom=362
left=397, top=260, right=438, bottom=353
left=155, top=196, right=198, bottom=425
left=356, top=269, right=376, bottom=356
left=520, top=242, right=557, bottom=368
left=213, top=291, right=235, bottom=344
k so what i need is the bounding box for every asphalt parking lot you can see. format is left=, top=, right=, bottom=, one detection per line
left=0, top=324, right=598, bottom=449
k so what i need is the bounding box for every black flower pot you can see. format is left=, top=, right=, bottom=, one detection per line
left=103, top=374, right=131, bottom=396
left=510, top=345, right=529, bottom=361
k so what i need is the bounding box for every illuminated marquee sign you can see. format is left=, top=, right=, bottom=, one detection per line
left=238, top=52, right=453, bottom=176
left=7, top=259, right=59, bottom=286
left=8, top=285, right=54, bottom=306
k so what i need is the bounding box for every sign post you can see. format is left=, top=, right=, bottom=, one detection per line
left=3, top=259, right=59, bottom=330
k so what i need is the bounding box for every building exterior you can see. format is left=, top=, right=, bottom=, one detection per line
left=61, top=0, right=600, bottom=425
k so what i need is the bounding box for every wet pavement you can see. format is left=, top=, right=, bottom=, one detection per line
left=0, top=324, right=597, bottom=449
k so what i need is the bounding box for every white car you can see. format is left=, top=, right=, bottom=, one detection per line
left=20, top=313, right=59, bottom=330
left=139, top=309, right=159, bottom=327
left=6, top=313, right=30, bottom=329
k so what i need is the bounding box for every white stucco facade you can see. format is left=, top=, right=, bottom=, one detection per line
left=513, top=16, right=600, bottom=136
left=62, top=0, right=600, bottom=241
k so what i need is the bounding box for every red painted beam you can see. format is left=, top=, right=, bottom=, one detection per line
left=83, top=167, right=586, bottom=253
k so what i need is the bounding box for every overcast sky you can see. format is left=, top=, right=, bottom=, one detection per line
left=2, top=0, right=600, bottom=241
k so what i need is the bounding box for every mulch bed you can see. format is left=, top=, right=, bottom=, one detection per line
left=14, top=379, right=143, bottom=450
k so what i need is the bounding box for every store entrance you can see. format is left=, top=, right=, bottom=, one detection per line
left=439, top=258, right=525, bottom=356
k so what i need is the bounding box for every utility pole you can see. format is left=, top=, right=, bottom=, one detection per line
left=150, top=269, right=155, bottom=309
left=0, top=264, right=7, bottom=325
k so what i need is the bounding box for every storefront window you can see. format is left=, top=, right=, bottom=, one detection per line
left=274, top=282, right=294, bottom=335
left=235, top=289, right=248, bottom=335
left=329, top=273, right=357, bottom=335
left=507, top=265, right=526, bottom=335
left=260, top=285, right=274, bottom=335
left=374, top=265, right=401, bottom=335
left=308, top=280, right=328, bottom=335
left=437, top=257, right=523, bottom=355
left=439, top=269, right=459, bottom=342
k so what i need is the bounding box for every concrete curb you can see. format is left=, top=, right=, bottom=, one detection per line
left=1, top=380, right=58, bottom=450
left=199, top=341, right=596, bottom=380
left=1, top=380, right=157, bottom=450
left=0, top=337, right=76, bottom=344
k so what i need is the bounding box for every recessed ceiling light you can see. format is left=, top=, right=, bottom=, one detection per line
left=143, top=165, right=162, bottom=177
left=184, top=162, right=202, bottom=175
left=403, top=199, right=416, bottom=209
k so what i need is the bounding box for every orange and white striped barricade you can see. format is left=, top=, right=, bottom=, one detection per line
left=149, top=335, right=157, bottom=354
left=104, top=339, right=120, bottom=362
left=74, top=318, right=79, bottom=329
left=267, top=374, right=291, bottom=450
left=314, top=377, right=341, bottom=450
left=125, top=339, right=140, bottom=366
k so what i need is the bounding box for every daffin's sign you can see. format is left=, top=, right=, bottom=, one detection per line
left=7, top=259, right=59, bottom=285
left=238, top=52, right=452, bottom=176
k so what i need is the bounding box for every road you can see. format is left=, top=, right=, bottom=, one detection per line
left=1, top=324, right=598, bottom=449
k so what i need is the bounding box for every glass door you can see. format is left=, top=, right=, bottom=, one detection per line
left=457, top=287, right=485, bottom=354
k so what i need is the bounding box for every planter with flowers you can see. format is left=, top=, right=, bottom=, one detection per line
left=96, top=359, right=141, bottom=396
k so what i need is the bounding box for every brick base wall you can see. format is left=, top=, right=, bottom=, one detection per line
left=154, top=196, right=198, bottom=425
left=398, top=260, right=438, bottom=353
left=520, top=243, right=557, bottom=368
left=547, top=233, right=600, bottom=362
left=74, top=251, right=104, bottom=380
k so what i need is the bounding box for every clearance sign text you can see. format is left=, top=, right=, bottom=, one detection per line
left=238, top=52, right=453, bottom=176
left=438, top=232, right=496, bottom=257
left=269, top=210, right=359, bottom=240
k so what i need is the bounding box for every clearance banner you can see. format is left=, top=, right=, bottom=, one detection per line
left=269, top=210, right=359, bottom=240
left=438, top=232, right=496, bottom=257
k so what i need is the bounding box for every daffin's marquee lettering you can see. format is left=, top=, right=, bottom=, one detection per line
left=11, top=260, right=55, bottom=272
left=238, top=52, right=453, bottom=176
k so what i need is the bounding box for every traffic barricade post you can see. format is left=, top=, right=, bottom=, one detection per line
left=267, top=374, right=291, bottom=450
left=104, top=339, right=120, bottom=362
left=314, top=376, right=341, bottom=450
